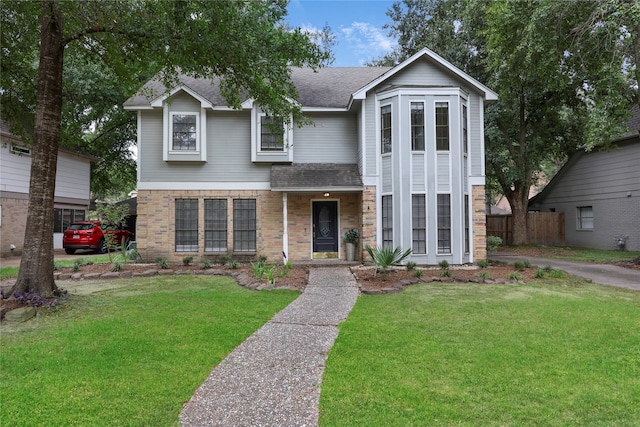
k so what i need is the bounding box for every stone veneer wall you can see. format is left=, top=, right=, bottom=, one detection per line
left=360, top=186, right=377, bottom=261
left=137, top=189, right=362, bottom=263
left=0, top=197, right=28, bottom=257
left=472, top=184, right=487, bottom=261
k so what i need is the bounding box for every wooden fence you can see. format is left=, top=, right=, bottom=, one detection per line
left=487, top=212, right=565, bottom=246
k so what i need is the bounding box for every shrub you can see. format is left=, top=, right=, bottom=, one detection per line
left=266, top=264, right=278, bottom=285
left=365, top=245, right=413, bottom=279
left=72, top=262, right=81, bottom=272
left=280, top=261, right=293, bottom=277
left=478, top=270, right=490, bottom=280
left=258, top=254, right=268, bottom=263
left=477, top=259, right=489, bottom=269
left=486, top=235, right=503, bottom=252
left=155, top=257, right=169, bottom=269
left=217, top=254, right=230, bottom=266
left=182, top=256, right=194, bottom=266
left=413, top=269, right=423, bottom=278
left=199, top=261, right=212, bottom=269
left=550, top=269, right=568, bottom=278
left=406, top=261, right=417, bottom=271
left=251, top=260, right=266, bottom=280
left=438, top=260, right=449, bottom=270
left=534, top=268, right=545, bottom=278
left=509, top=271, right=522, bottom=281
left=229, top=260, right=239, bottom=269
left=542, top=265, right=554, bottom=273
left=343, top=229, right=359, bottom=244
left=110, top=261, right=122, bottom=272
left=513, top=260, right=531, bottom=270
left=441, top=269, right=452, bottom=277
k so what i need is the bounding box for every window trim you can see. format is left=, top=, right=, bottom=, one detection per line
left=251, top=107, right=293, bottom=162
left=435, top=101, right=450, bottom=151
left=258, top=114, right=287, bottom=153
left=380, top=104, right=392, bottom=154
left=410, top=102, right=425, bottom=151
left=577, top=206, right=593, bottom=230
left=10, top=145, right=31, bottom=156
left=163, top=106, right=207, bottom=162
left=169, top=112, right=199, bottom=152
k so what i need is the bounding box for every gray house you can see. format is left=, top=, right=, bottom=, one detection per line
left=124, top=48, right=498, bottom=264
left=529, top=106, right=640, bottom=251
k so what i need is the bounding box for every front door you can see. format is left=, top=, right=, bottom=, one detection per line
left=313, top=201, right=338, bottom=258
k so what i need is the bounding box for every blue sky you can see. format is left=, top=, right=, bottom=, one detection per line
left=286, top=0, right=398, bottom=66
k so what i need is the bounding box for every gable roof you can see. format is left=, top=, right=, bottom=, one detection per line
left=124, top=47, right=497, bottom=111
left=529, top=105, right=640, bottom=208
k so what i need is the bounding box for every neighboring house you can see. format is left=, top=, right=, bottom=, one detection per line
left=529, top=105, right=640, bottom=251
left=123, top=48, right=498, bottom=264
left=0, top=120, right=94, bottom=256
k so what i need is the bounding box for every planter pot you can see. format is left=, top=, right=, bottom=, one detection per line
left=346, top=242, right=356, bottom=261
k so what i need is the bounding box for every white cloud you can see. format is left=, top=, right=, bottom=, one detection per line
left=340, top=21, right=396, bottom=65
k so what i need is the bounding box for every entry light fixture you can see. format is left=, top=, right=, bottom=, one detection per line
left=323, top=192, right=330, bottom=197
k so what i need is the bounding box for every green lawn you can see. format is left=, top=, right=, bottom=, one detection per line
left=320, top=279, right=640, bottom=426
left=502, top=245, right=640, bottom=263
left=0, top=254, right=112, bottom=280
left=1, top=275, right=298, bottom=426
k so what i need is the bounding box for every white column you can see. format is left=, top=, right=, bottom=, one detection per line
left=282, top=192, right=289, bottom=263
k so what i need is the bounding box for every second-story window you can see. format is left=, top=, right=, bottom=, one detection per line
left=411, top=102, right=425, bottom=151
left=171, top=113, right=198, bottom=151
left=462, top=103, right=468, bottom=155
left=260, top=116, right=285, bottom=152
left=381, top=105, right=392, bottom=154
left=435, top=102, right=449, bottom=151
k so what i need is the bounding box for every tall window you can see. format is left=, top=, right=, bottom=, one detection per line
left=175, top=199, right=198, bottom=251
left=234, top=199, right=256, bottom=251
left=172, top=114, right=197, bottom=151
left=435, top=102, right=449, bottom=151
left=412, top=195, right=426, bottom=254
left=411, top=102, right=425, bottom=151
left=437, top=194, right=451, bottom=253
left=382, top=195, right=393, bottom=248
left=205, top=199, right=227, bottom=252
left=381, top=105, right=392, bottom=154
left=260, top=116, right=284, bottom=151
left=462, top=104, right=468, bottom=155
left=464, top=195, right=470, bottom=253
left=577, top=206, right=593, bottom=230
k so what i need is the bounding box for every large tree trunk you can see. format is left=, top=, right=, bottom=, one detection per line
left=8, top=2, right=64, bottom=297
left=506, top=186, right=530, bottom=246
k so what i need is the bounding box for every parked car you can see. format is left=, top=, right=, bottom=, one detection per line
left=62, top=221, right=133, bottom=254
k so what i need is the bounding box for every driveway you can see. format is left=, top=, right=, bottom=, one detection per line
left=490, top=253, right=640, bottom=291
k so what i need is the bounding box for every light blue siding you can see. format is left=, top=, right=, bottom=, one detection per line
left=294, top=113, right=358, bottom=163
left=382, top=156, right=392, bottom=193
left=437, top=153, right=450, bottom=192
left=412, top=154, right=425, bottom=192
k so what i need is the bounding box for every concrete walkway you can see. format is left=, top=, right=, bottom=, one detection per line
left=490, top=253, right=640, bottom=291
left=180, top=267, right=359, bottom=427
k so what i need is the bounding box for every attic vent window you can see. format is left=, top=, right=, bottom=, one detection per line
left=10, top=145, right=31, bottom=156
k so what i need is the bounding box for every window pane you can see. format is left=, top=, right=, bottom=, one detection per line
left=382, top=195, right=393, bottom=248
left=412, top=194, right=426, bottom=253
left=411, top=102, right=425, bottom=151
left=261, top=117, right=284, bottom=151
left=172, top=114, right=197, bottom=151
left=175, top=199, right=198, bottom=251
left=437, top=194, right=451, bottom=253
left=205, top=199, right=227, bottom=252
left=435, top=102, right=449, bottom=151
left=464, top=195, right=470, bottom=253
left=578, top=206, right=593, bottom=230
left=381, top=105, right=392, bottom=154
left=234, top=199, right=256, bottom=251
left=462, top=104, right=468, bottom=154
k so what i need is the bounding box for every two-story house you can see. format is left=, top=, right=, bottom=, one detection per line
left=124, top=48, right=498, bottom=264
left=0, top=119, right=94, bottom=257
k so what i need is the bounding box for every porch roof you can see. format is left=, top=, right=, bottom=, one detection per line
left=270, top=163, right=363, bottom=192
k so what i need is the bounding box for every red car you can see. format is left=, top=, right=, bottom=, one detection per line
left=63, top=221, right=133, bottom=254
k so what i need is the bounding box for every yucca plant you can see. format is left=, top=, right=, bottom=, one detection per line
left=365, top=245, right=413, bottom=279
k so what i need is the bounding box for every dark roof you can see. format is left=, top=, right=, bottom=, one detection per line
left=270, top=163, right=363, bottom=191
left=124, top=67, right=392, bottom=109
left=622, top=104, right=640, bottom=139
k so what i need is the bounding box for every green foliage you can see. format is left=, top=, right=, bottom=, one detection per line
left=406, top=261, right=416, bottom=271
left=413, top=269, right=423, bottom=278
left=542, top=265, right=554, bottom=273
left=438, top=260, right=449, bottom=270
left=229, top=260, right=239, bottom=270
left=155, top=258, right=169, bottom=270
left=251, top=260, right=267, bottom=281
left=549, top=269, right=568, bottom=279
left=199, top=261, right=212, bottom=270
left=513, top=260, right=531, bottom=270
left=109, top=261, right=122, bottom=272
left=343, top=229, right=359, bottom=244
left=486, top=236, right=503, bottom=252
left=534, top=268, right=546, bottom=279
left=265, top=264, right=278, bottom=285
left=72, top=262, right=80, bottom=272
left=365, top=245, right=413, bottom=279
left=477, top=259, right=490, bottom=269
left=509, top=271, right=522, bottom=281
left=440, top=269, right=452, bottom=278
left=258, top=254, right=268, bottom=263
left=217, top=254, right=230, bottom=266
left=478, top=270, right=491, bottom=280
left=182, top=256, right=194, bottom=266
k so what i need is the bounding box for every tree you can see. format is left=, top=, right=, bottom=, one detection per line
left=379, top=0, right=638, bottom=244
left=1, top=0, right=331, bottom=297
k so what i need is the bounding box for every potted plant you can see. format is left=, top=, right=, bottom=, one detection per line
left=343, top=229, right=359, bottom=261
